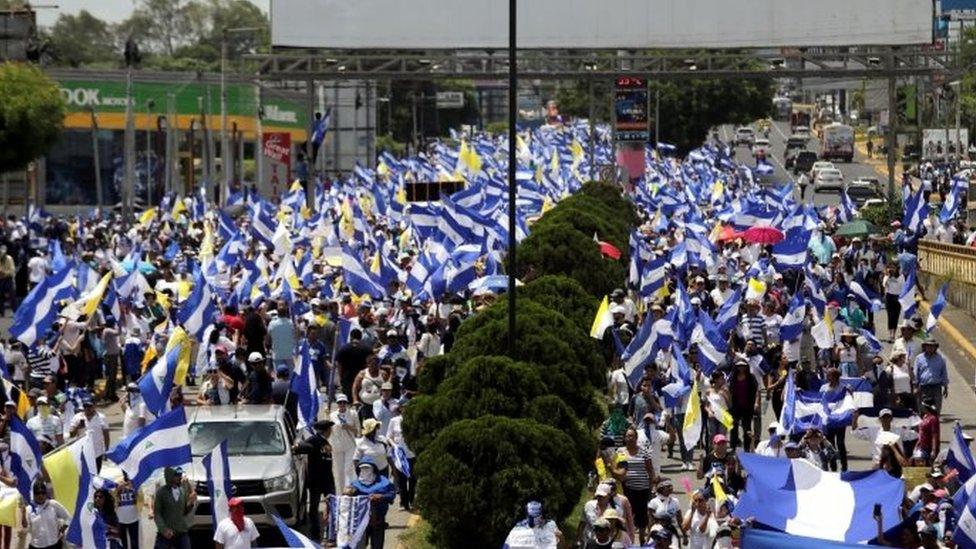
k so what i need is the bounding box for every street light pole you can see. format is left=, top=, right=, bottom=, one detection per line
left=146, top=99, right=154, bottom=208
left=220, top=26, right=263, bottom=205
left=507, top=0, right=517, bottom=357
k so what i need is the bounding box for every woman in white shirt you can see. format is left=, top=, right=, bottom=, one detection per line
left=416, top=323, right=441, bottom=359
left=882, top=265, right=905, bottom=342
left=682, top=491, right=718, bottom=549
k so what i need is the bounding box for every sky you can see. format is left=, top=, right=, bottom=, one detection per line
left=35, top=0, right=270, bottom=27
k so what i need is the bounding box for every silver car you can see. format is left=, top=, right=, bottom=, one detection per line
left=186, top=405, right=307, bottom=528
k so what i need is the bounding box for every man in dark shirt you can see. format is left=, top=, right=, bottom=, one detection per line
left=336, top=329, right=372, bottom=398
left=293, top=419, right=335, bottom=542
left=242, top=304, right=267, bottom=357
left=243, top=352, right=273, bottom=404
left=271, top=365, right=292, bottom=405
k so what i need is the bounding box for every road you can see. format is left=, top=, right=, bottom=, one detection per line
left=720, top=120, right=882, bottom=208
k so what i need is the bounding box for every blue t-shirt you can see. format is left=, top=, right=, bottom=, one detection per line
left=267, top=318, right=296, bottom=362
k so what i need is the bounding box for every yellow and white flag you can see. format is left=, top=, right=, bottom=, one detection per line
left=682, top=379, right=703, bottom=451
left=589, top=296, right=613, bottom=339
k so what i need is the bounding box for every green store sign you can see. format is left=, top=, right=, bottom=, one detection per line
left=56, top=79, right=308, bottom=129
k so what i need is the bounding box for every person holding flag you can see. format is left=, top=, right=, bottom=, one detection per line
left=292, top=419, right=335, bottom=543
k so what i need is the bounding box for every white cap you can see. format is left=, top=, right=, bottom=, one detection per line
left=610, top=305, right=626, bottom=315
left=248, top=352, right=264, bottom=363
left=595, top=483, right=612, bottom=497
left=768, top=421, right=781, bottom=430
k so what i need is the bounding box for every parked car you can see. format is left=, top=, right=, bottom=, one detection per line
left=735, top=127, right=756, bottom=147
left=794, top=126, right=812, bottom=139
left=784, top=136, right=808, bottom=167
left=187, top=405, right=307, bottom=529
left=849, top=176, right=882, bottom=195
left=814, top=168, right=845, bottom=192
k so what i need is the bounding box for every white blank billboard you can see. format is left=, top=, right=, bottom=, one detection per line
left=272, top=0, right=933, bottom=50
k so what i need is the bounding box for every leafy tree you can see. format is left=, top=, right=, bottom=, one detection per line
left=554, top=80, right=612, bottom=121
left=519, top=275, right=598, bottom=333
left=415, top=416, right=585, bottom=549
left=578, top=181, right=637, bottom=224
left=402, top=356, right=548, bottom=455
left=532, top=196, right=631, bottom=259
left=0, top=63, right=65, bottom=173
left=47, top=11, right=117, bottom=68
left=650, top=77, right=774, bottom=153
left=516, top=221, right=626, bottom=299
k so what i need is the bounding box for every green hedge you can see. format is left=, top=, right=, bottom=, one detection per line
left=518, top=275, right=599, bottom=334
left=403, top=356, right=548, bottom=455
left=516, top=221, right=626, bottom=298
left=415, top=416, right=586, bottom=549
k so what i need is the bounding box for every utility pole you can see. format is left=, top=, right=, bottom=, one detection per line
left=886, top=53, right=897, bottom=210
left=255, top=82, right=263, bottom=198
left=221, top=27, right=263, bottom=205
left=588, top=79, right=595, bottom=182
left=146, top=99, right=154, bottom=208
left=507, top=0, right=517, bottom=357
left=123, top=37, right=140, bottom=220
left=89, top=107, right=103, bottom=211
left=164, top=92, right=175, bottom=195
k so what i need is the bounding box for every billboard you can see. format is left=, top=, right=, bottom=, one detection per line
left=614, top=77, right=648, bottom=142
left=261, top=132, right=292, bottom=198
left=272, top=0, right=933, bottom=49
left=942, top=0, right=976, bottom=20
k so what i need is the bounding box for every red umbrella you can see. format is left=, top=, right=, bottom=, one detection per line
left=598, top=240, right=622, bottom=260
left=741, top=226, right=784, bottom=245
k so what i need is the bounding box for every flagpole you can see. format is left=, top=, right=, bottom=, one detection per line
left=506, top=0, right=517, bottom=357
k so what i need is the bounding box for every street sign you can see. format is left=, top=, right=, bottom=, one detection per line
left=614, top=88, right=649, bottom=142
left=942, top=0, right=976, bottom=20
left=436, top=91, right=465, bottom=109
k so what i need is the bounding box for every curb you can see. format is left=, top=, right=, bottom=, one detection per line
left=918, top=299, right=976, bottom=365
left=394, top=514, right=422, bottom=549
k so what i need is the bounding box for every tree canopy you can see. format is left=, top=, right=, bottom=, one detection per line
left=0, top=63, right=65, bottom=173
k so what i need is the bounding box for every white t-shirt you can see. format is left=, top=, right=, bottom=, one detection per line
left=70, top=411, right=108, bottom=457
left=608, top=369, right=629, bottom=406
left=213, top=517, right=259, bottom=549
left=122, top=402, right=154, bottom=438
left=637, top=426, right=667, bottom=474
left=647, top=494, right=680, bottom=521
left=685, top=509, right=718, bottom=549
left=27, top=256, right=48, bottom=284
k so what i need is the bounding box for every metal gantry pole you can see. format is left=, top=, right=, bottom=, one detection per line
left=123, top=66, right=135, bottom=220
left=220, top=31, right=229, bottom=205
left=588, top=79, right=596, bottom=182
left=886, top=70, right=897, bottom=208
left=90, top=108, right=103, bottom=211
left=507, top=0, right=518, bottom=357
left=146, top=102, right=152, bottom=208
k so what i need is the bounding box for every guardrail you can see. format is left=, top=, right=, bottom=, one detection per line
left=918, top=240, right=976, bottom=287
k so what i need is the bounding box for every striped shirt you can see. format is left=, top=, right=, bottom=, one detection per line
left=618, top=446, right=652, bottom=491
left=740, top=314, right=766, bottom=345
left=27, top=347, right=57, bottom=382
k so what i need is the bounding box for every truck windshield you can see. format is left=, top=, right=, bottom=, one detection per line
left=189, top=421, right=287, bottom=456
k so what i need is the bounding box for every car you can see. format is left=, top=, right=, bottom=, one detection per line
left=735, top=127, right=755, bottom=146
left=752, top=138, right=771, bottom=157
left=814, top=168, right=844, bottom=192
left=850, top=176, right=881, bottom=195
left=794, top=126, right=811, bottom=139
left=846, top=182, right=884, bottom=207
left=784, top=136, right=808, bottom=167
left=793, top=151, right=819, bottom=175
left=809, top=160, right=836, bottom=181
left=187, top=405, right=307, bottom=529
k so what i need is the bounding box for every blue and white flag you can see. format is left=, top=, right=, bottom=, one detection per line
left=137, top=336, right=185, bottom=417
left=341, top=245, right=385, bottom=298
left=837, top=191, right=857, bottom=223
left=691, top=309, right=727, bottom=375
left=839, top=377, right=874, bottom=408
left=715, top=288, right=742, bottom=337
left=926, top=283, right=949, bottom=334
left=249, top=201, right=278, bottom=250
left=781, top=383, right=857, bottom=433
left=327, top=494, right=371, bottom=549
left=948, top=422, right=976, bottom=483
left=272, top=513, right=322, bottom=548
left=772, top=228, right=811, bottom=269
left=941, top=178, right=966, bottom=223
left=203, top=439, right=233, bottom=528
left=291, top=340, right=320, bottom=432
left=859, top=328, right=882, bottom=354
left=639, top=255, right=667, bottom=297
left=902, top=188, right=929, bottom=234
left=9, top=265, right=77, bottom=346
left=311, top=108, right=332, bottom=152
left=954, top=485, right=976, bottom=549
left=65, top=434, right=108, bottom=549
left=848, top=280, right=882, bottom=313
left=175, top=272, right=218, bottom=341
left=622, top=311, right=675, bottom=387
left=8, top=415, right=43, bottom=501
left=780, top=294, right=806, bottom=342
left=734, top=452, right=905, bottom=543
left=105, top=407, right=191, bottom=490
left=391, top=445, right=412, bottom=478
left=899, top=266, right=918, bottom=319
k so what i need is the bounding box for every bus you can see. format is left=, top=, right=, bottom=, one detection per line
left=790, top=103, right=815, bottom=132
left=819, top=123, right=855, bottom=163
